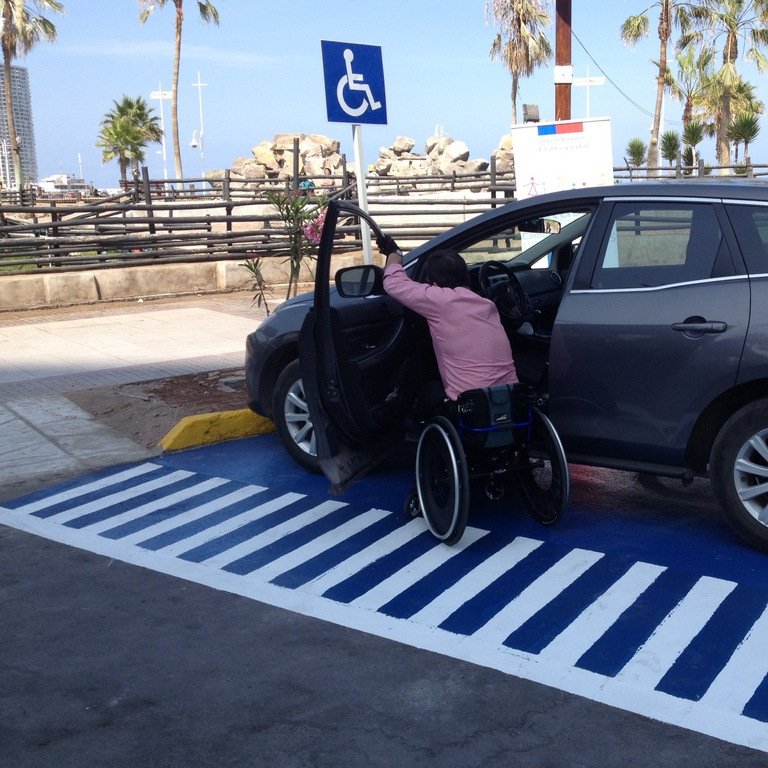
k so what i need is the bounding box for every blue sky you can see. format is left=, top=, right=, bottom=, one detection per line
left=25, top=0, right=765, bottom=189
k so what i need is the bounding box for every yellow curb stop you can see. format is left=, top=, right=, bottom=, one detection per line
left=159, top=408, right=275, bottom=452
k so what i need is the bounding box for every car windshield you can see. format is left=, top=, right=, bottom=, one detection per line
left=461, top=210, right=592, bottom=268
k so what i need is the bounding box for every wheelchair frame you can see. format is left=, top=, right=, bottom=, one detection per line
left=404, top=384, right=570, bottom=545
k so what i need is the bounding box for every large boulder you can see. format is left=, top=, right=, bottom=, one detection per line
left=229, top=130, right=513, bottom=187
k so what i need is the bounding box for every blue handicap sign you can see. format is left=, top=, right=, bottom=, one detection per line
left=321, top=40, right=387, bottom=125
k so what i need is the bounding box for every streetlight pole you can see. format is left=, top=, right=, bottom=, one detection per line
left=192, top=71, right=207, bottom=172
left=150, top=84, right=172, bottom=180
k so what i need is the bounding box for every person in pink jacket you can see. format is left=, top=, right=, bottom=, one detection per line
left=378, top=235, right=517, bottom=405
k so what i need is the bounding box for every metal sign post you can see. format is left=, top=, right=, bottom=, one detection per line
left=321, top=40, right=387, bottom=264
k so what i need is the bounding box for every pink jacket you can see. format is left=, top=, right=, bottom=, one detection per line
left=384, top=263, right=517, bottom=400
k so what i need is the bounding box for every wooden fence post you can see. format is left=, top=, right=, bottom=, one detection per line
left=292, top=137, right=300, bottom=191
left=142, top=166, right=156, bottom=235
left=223, top=169, right=233, bottom=233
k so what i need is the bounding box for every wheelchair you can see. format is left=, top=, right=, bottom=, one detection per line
left=403, top=383, right=569, bottom=545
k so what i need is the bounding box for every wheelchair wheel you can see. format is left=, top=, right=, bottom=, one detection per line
left=416, top=416, right=470, bottom=545
left=518, top=407, right=570, bottom=525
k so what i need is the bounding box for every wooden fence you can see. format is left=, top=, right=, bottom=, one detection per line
left=2, top=155, right=766, bottom=275
left=0, top=163, right=516, bottom=274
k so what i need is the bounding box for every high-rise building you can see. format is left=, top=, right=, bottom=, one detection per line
left=0, top=66, right=38, bottom=187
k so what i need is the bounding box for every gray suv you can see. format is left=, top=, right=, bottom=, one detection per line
left=246, top=181, right=768, bottom=552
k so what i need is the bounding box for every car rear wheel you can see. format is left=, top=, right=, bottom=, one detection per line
left=272, top=360, right=320, bottom=473
left=711, top=398, right=768, bottom=552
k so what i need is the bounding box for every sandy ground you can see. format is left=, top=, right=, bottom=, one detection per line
left=66, top=367, right=250, bottom=450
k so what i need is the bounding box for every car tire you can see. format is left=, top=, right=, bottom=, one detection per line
left=711, top=398, right=768, bottom=552
left=272, top=360, right=320, bottom=474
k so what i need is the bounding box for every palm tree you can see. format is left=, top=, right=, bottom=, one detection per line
left=661, top=130, right=681, bottom=167
left=1, top=0, right=64, bottom=189
left=682, top=119, right=705, bottom=172
left=728, top=111, right=760, bottom=163
left=620, top=1, right=690, bottom=175
left=139, top=0, right=219, bottom=180
left=693, top=69, right=763, bottom=161
left=625, top=138, right=649, bottom=178
left=679, top=0, right=768, bottom=168
left=485, top=0, right=552, bottom=126
left=97, top=96, right=162, bottom=182
left=665, top=45, right=715, bottom=127
left=97, top=118, right=144, bottom=183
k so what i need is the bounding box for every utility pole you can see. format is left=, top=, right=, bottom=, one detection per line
left=554, top=0, right=572, bottom=121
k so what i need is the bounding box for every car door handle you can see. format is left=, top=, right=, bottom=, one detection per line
left=671, top=320, right=727, bottom=335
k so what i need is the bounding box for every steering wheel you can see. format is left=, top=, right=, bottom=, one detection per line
left=478, top=261, right=533, bottom=329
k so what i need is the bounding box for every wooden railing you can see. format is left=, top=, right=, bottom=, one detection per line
left=0, top=163, right=517, bottom=274
left=3, top=156, right=767, bottom=275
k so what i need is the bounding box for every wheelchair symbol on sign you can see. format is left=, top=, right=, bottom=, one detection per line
left=336, top=48, right=382, bottom=118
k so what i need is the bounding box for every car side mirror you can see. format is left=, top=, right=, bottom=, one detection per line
left=335, top=265, right=385, bottom=298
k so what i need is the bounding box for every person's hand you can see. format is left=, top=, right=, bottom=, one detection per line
left=376, top=234, right=399, bottom=256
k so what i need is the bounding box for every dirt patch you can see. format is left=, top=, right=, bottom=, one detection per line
left=67, top=368, right=249, bottom=450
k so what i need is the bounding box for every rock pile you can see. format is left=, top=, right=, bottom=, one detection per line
left=212, top=131, right=516, bottom=186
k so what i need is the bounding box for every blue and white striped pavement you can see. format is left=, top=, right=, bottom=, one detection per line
left=3, top=436, right=768, bottom=753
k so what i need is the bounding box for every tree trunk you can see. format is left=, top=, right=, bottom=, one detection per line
left=511, top=74, right=519, bottom=126
left=2, top=47, right=20, bottom=189
left=171, top=1, right=184, bottom=181
left=717, top=90, right=731, bottom=170
left=648, top=0, right=670, bottom=177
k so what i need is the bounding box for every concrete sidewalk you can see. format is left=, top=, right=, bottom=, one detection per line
left=0, top=293, right=268, bottom=502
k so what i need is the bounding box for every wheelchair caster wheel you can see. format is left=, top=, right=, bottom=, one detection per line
left=403, top=488, right=422, bottom=518
left=485, top=480, right=505, bottom=501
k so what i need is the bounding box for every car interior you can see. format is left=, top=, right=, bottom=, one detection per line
left=447, top=210, right=595, bottom=385
left=328, top=206, right=596, bottom=437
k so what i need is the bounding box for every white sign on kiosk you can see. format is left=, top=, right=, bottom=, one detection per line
left=510, top=117, right=613, bottom=200
left=321, top=40, right=387, bottom=264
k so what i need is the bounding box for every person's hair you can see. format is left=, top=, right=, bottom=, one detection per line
left=423, top=249, right=469, bottom=288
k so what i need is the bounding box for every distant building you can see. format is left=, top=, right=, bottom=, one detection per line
left=38, top=173, right=93, bottom=198
left=0, top=66, right=38, bottom=187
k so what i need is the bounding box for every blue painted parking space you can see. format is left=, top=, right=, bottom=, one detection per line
left=2, top=434, right=768, bottom=752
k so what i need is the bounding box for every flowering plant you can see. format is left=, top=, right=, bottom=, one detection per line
left=266, top=189, right=327, bottom=298
left=302, top=211, right=326, bottom=244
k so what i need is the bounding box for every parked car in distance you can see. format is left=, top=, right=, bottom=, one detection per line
left=246, top=181, right=768, bottom=552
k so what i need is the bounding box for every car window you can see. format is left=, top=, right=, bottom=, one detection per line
left=723, top=203, right=768, bottom=274
left=590, top=202, right=733, bottom=289
left=460, top=210, right=593, bottom=268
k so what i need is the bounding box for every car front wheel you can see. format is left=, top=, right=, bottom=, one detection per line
left=711, top=398, right=768, bottom=552
left=272, top=360, right=320, bottom=473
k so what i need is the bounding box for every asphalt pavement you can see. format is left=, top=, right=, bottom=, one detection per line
left=1, top=293, right=767, bottom=767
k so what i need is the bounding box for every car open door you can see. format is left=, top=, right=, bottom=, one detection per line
left=298, top=200, right=417, bottom=492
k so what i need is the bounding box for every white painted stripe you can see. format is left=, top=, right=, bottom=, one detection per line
left=198, top=496, right=338, bottom=568
left=247, top=507, right=394, bottom=582
left=149, top=489, right=285, bottom=555
left=409, top=536, right=543, bottom=627
left=11, top=461, right=160, bottom=514
left=299, top=517, right=428, bottom=596
left=615, top=575, right=737, bottom=689
left=538, top=561, right=667, bottom=665
left=473, top=548, right=604, bottom=646
left=700, top=603, right=768, bottom=713
left=2, top=505, right=768, bottom=752
left=86, top=477, right=236, bottom=535
left=46, top=470, right=195, bottom=524
left=350, top=526, right=489, bottom=610
left=117, top=485, right=269, bottom=547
